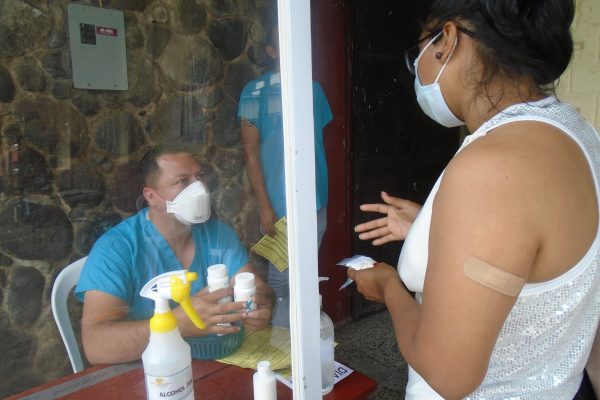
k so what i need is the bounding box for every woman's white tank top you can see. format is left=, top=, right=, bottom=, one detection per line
left=398, top=97, right=600, bottom=399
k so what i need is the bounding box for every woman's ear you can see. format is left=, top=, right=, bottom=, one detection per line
left=436, top=21, right=460, bottom=63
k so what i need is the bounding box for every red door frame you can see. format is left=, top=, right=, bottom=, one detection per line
left=311, top=0, right=353, bottom=324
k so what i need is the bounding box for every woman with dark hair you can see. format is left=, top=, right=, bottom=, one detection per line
left=350, top=1, right=600, bottom=398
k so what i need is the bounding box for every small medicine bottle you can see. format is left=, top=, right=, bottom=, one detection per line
left=207, top=264, right=233, bottom=304
left=234, top=272, right=257, bottom=311
left=253, top=360, right=276, bottom=400
left=207, top=264, right=232, bottom=331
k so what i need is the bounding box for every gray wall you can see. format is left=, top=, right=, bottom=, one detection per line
left=0, top=0, right=275, bottom=396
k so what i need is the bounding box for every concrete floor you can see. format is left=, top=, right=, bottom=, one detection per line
left=335, top=310, right=408, bottom=399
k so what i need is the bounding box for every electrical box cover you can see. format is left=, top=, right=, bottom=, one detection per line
left=68, top=3, right=128, bottom=90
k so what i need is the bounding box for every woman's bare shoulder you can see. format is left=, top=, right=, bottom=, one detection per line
left=446, top=120, right=580, bottom=186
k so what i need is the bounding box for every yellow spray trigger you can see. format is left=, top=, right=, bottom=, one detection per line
left=170, top=273, right=206, bottom=329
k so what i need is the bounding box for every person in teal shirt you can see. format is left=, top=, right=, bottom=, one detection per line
left=239, top=25, right=333, bottom=327
left=76, top=146, right=274, bottom=364
left=76, top=209, right=247, bottom=321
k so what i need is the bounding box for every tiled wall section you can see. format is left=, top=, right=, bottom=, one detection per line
left=556, top=0, right=600, bottom=131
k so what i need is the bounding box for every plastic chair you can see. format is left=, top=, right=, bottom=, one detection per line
left=51, top=257, right=87, bottom=373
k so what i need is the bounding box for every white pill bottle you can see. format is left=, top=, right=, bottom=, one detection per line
left=233, top=272, right=257, bottom=311
left=207, top=264, right=233, bottom=330
left=207, top=264, right=233, bottom=304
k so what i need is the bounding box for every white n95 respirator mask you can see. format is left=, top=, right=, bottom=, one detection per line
left=166, top=181, right=211, bottom=225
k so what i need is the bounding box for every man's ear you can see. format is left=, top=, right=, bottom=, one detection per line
left=266, top=44, right=279, bottom=60
left=143, top=186, right=156, bottom=207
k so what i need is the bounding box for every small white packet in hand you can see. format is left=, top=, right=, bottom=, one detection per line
left=337, top=255, right=376, bottom=290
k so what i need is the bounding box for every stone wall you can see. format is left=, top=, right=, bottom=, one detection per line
left=0, top=0, right=275, bottom=396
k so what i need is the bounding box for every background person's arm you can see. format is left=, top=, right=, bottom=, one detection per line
left=241, top=119, right=277, bottom=235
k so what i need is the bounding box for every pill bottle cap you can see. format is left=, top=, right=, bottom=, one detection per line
left=257, top=360, right=272, bottom=376
left=207, top=264, right=227, bottom=279
left=235, top=272, right=255, bottom=289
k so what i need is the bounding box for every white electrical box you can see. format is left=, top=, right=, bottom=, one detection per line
left=67, top=3, right=128, bottom=90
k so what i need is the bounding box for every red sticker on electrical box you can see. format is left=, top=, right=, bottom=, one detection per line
left=96, top=26, right=118, bottom=36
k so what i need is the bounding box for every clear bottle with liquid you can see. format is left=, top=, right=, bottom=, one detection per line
left=320, top=294, right=335, bottom=394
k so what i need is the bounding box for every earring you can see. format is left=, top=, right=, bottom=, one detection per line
left=435, top=51, right=443, bottom=60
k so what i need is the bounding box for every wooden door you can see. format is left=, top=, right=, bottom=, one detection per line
left=348, top=0, right=460, bottom=318
left=312, top=1, right=460, bottom=322
left=312, top=0, right=353, bottom=324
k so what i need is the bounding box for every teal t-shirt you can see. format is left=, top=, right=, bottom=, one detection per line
left=238, top=71, right=333, bottom=218
left=75, top=209, right=248, bottom=320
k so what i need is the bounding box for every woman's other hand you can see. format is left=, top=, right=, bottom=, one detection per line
left=354, top=191, right=422, bottom=245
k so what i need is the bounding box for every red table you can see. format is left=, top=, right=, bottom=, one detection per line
left=8, top=360, right=376, bottom=399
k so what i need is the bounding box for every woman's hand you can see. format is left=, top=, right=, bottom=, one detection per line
left=347, top=262, right=401, bottom=303
left=354, top=191, right=422, bottom=245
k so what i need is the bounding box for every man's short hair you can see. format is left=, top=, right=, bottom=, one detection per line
left=138, top=144, right=193, bottom=187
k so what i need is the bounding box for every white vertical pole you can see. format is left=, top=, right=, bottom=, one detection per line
left=277, top=0, right=322, bottom=399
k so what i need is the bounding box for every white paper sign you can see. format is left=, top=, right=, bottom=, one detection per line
left=275, top=361, right=354, bottom=390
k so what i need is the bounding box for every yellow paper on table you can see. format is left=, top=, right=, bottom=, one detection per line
left=217, top=325, right=291, bottom=371
left=251, top=217, right=288, bottom=272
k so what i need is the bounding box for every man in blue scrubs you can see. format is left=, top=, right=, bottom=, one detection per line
left=238, top=26, right=332, bottom=327
left=76, top=146, right=273, bottom=364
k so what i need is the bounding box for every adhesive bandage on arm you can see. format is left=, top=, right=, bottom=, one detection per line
left=463, top=256, right=526, bottom=297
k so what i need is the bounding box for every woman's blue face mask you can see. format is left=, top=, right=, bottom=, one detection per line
left=413, top=32, right=465, bottom=128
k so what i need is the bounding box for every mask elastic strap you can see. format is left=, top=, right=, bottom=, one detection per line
left=150, top=189, right=172, bottom=208
left=434, top=37, right=458, bottom=84
left=148, top=188, right=178, bottom=216
left=418, top=32, right=442, bottom=59
left=414, top=32, right=442, bottom=77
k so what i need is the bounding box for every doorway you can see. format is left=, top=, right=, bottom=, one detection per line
left=348, top=0, right=461, bottom=318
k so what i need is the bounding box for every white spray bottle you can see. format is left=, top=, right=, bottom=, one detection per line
left=140, top=270, right=206, bottom=400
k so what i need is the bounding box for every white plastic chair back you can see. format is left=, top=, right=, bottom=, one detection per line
left=51, top=257, right=87, bottom=373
